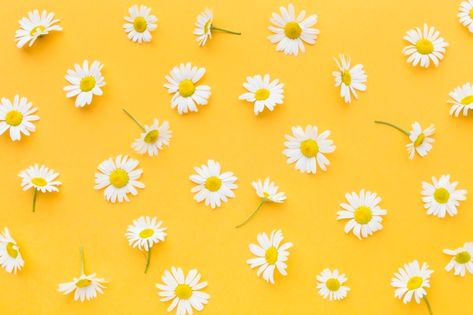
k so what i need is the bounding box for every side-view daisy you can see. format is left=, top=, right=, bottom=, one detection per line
left=421, top=175, right=467, bottom=218
left=15, top=9, right=62, bottom=48
left=64, top=60, right=105, bottom=108
left=443, top=242, right=473, bottom=277
left=94, top=155, right=145, bottom=203
left=268, top=3, right=319, bottom=56
left=448, top=82, right=473, bottom=117
left=316, top=268, right=350, bottom=301
left=193, top=8, right=241, bottom=47
left=164, top=63, right=211, bottom=115
left=458, top=1, right=473, bottom=33
left=239, top=74, right=284, bottom=115
left=156, top=266, right=210, bottom=315
left=283, top=125, right=336, bottom=174
left=0, top=227, right=24, bottom=274
left=246, top=229, right=293, bottom=284
left=123, top=5, right=157, bottom=44
left=332, top=54, right=367, bottom=104
left=402, top=24, right=448, bottom=68
left=0, top=95, right=39, bottom=141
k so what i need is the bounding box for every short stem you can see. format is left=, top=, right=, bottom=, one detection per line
left=144, top=243, right=152, bottom=274
left=211, top=25, right=241, bottom=35
left=79, top=246, right=85, bottom=275
left=423, top=296, right=433, bottom=315
left=236, top=199, right=267, bottom=228
left=374, top=120, right=410, bottom=136
left=123, top=108, right=146, bottom=132
left=32, top=188, right=38, bottom=213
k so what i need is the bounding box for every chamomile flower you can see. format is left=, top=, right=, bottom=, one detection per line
left=64, top=60, right=105, bottom=108
left=15, top=9, right=62, bottom=48
left=443, top=242, right=473, bottom=277
left=316, top=268, right=350, bottom=301
left=123, top=5, right=157, bottom=44
left=283, top=125, right=336, bottom=174
left=448, top=83, right=473, bottom=117
left=164, top=63, right=211, bottom=115
left=246, top=230, right=293, bottom=284
left=0, top=228, right=24, bottom=274
left=421, top=175, right=467, bottom=218
left=402, top=24, right=448, bottom=68
left=332, top=54, right=367, bottom=103
left=156, top=267, right=210, bottom=315
left=0, top=95, right=39, bottom=141
left=189, top=160, right=237, bottom=209
left=458, top=1, right=473, bottom=33
left=336, top=189, right=387, bottom=239
left=391, top=260, right=433, bottom=306
left=94, top=155, right=145, bottom=203
left=193, top=9, right=241, bottom=47
left=268, top=3, right=319, bottom=56
left=239, top=74, right=284, bottom=115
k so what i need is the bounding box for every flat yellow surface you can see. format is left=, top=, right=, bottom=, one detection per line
left=1, top=0, right=473, bottom=314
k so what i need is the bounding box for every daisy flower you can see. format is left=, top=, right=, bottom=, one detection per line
left=164, top=63, right=211, bottom=115
left=15, top=9, right=62, bottom=48
left=189, top=160, right=237, bottom=209
left=123, top=5, right=157, bottom=44
left=332, top=54, right=367, bottom=103
left=156, top=267, right=210, bottom=315
left=0, top=227, right=24, bottom=274
left=316, top=268, right=350, bottom=301
left=443, top=242, right=473, bottom=277
left=336, top=189, right=387, bottom=239
left=421, top=175, right=467, bottom=218
left=236, top=178, right=286, bottom=228
left=64, top=60, right=105, bottom=108
left=448, top=82, right=473, bottom=117
left=283, top=125, right=336, bottom=174
left=0, top=95, right=39, bottom=141
left=268, top=3, right=319, bottom=56
left=18, top=164, right=61, bottom=212
left=458, top=1, right=473, bottom=33
left=239, top=74, right=284, bottom=115
left=402, top=24, right=448, bottom=68
left=193, top=9, right=241, bottom=47
left=94, top=155, right=145, bottom=203
left=246, top=230, right=293, bottom=284
left=125, top=216, right=167, bottom=273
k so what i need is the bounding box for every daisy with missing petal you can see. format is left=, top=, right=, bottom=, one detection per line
left=164, top=63, right=211, bottom=115
left=458, top=1, right=473, bottom=33
left=246, top=230, right=293, bottom=284
left=443, top=242, right=473, bottom=277
left=123, top=5, right=157, bottom=44
left=156, top=267, right=210, bottom=315
left=421, top=175, right=467, bottom=218
left=189, top=160, right=237, bottom=209
left=332, top=54, right=367, bottom=104
left=193, top=9, right=241, bottom=47
left=64, top=60, right=105, bottom=108
left=402, top=24, right=448, bottom=68
left=15, top=9, right=62, bottom=48
left=239, top=74, right=284, bottom=115
left=19, top=164, right=61, bottom=212
left=94, top=155, right=145, bottom=203
left=448, top=83, right=473, bottom=117
left=283, top=125, right=336, bottom=174
left=0, top=227, right=24, bottom=274
left=316, top=268, right=350, bottom=301
left=0, top=95, right=39, bottom=141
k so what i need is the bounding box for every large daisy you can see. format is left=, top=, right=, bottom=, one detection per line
left=15, top=9, right=62, bottom=48
left=64, top=60, right=105, bottom=108
left=443, top=242, right=473, bottom=277
left=0, top=227, right=24, bottom=274
left=193, top=9, right=241, bottom=47
left=123, top=5, right=157, bottom=44
left=421, top=175, right=467, bottom=218
left=458, top=1, right=473, bottom=33
left=239, top=74, right=284, bottom=115
left=448, top=82, right=473, bottom=117
left=402, top=24, right=448, bottom=68
left=0, top=95, right=39, bottom=141
left=332, top=54, right=367, bottom=104
left=316, top=268, right=350, bottom=301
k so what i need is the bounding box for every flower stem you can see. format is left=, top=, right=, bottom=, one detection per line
left=79, top=246, right=85, bottom=275
left=144, top=243, right=152, bottom=274
left=211, top=25, right=241, bottom=35
left=236, top=199, right=267, bottom=228
left=374, top=120, right=410, bottom=136
left=32, top=188, right=38, bottom=212
left=123, top=108, right=146, bottom=132
left=423, top=296, right=433, bottom=315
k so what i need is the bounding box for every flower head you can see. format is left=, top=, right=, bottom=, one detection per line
left=421, top=175, right=467, bottom=218
left=0, top=95, right=39, bottom=141
left=193, top=9, right=240, bottom=47
left=391, top=260, right=433, bottom=304
left=15, top=9, right=62, bottom=48
left=407, top=122, right=435, bottom=159
left=64, top=60, right=105, bottom=108
left=444, top=242, right=473, bottom=277
left=332, top=54, right=367, bottom=103
left=458, top=1, right=473, bottom=33
left=448, top=83, right=473, bottom=117
left=132, top=119, right=171, bottom=156
left=316, top=268, right=350, bottom=301
left=0, top=228, right=24, bottom=274
left=402, top=24, right=448, bottom=68
left=239, top=74, right=284, bottom=115
left=123, top=5, right=157, bottom=43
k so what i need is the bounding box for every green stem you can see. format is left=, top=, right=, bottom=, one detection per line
left=32, top=188, right=38, bottom=212
left=423, top=296, right=433, bottom=315
left=79, top=246, right=85, bottom=275
left=144, top=243, right=152, bottom=274
left=123, top=108, right=145, bottom=132
left=374, top=120, right=410, bottom=136
left=236, top=199, right=267, bottom=228
left=211, top=25, right=241, bottom=35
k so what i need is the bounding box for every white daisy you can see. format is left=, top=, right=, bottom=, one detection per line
left=193, top=9, right=241, bottom=47
left=316, top=268, right=350, bottom=301
left=448, top=82, right=473, bottom=117
left=156, top=267, right=210, bottom=315
left=283, top=125, right=336, bottom=174
left=407, top=122, right=435, bottom=160
left=246, top=230, right=293, bottom=284
left=421, top=175, right=467, bottom=218
left=189, top=160, right=237, bottom=209
left=332, top=54, right=367, bottom=103
left=336, top=189, right=387, bottom=239
left=391, top=260, right=433, bottom=304
left=0, top=95, right=39, bottom=141
left=443, top=242, right=473, bottom=277
left=64, top=60, right=105, bottom=108
left=123, top=5, right=157, bottom=44
left=0, top=227, right=24, bottom=274
left=402, top=24, right=448, bottom=68
left=458, top=1, right=473, bottom=33
left=15, top=9, right=62, bottom=48
left=164, top=63, right=211, bottom=115
left=239, top=74, right=284, bottom=115
left=94, top=155, right=145, bottom=203
left=268, top=3, right=319, bottom=56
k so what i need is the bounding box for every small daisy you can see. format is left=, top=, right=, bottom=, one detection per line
left=448, top=82, right=473, bottom=117
left=193, top=9, right=241, bottom=47
left=402, top=24, right=448, bottom=68
left=15, top=9, right=62, bottom=48
left=18, top=164, right=61, bottom=212
left=458, top=1, right=473, bottom=33
left=164, top=63, right=211, bottom=115
left=246, top=230, right=293, bottom=284
left=332, top=54, right=367, bottom=103
left=283, top=125, right=336, bottom=174
left=239, top=74, right=284, bottom=115
left=64, top=60, right=105, bottom=108
left=125, top=216, right=167, bottom=273
left=0, top=227, right=24, bottom=274
left=189, top=160, right=237, bottom=209
left=316, top=268, right=350, bottom=301
left=0, top=95, right=39, bottom=141
left=94, top=155, right=145, bottom=203
left=268, top=3, right=319, bottom=56
left=236, top=178, right=286, bottom=228
left=123, top=5, right=157, bottom=44
left=443, top=242, right=473, bottom=277
left=156, top=267, right=210, bottom=315
left=421, top=175, right=467, bottom=218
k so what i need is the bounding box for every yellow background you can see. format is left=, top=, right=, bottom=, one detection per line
left=1, top=0, right=472, bottom=314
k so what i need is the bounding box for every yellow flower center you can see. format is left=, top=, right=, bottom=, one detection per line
left=407, top=276, right=423, bottom=290
left=434, top=187, right=450, bottom=204
left=109, top=169, right=129, bottom=188
left=31, top=177, right=47, bottom=187
left=80, top=76, right=96, bottom=92
left=5, top=110, right=23, bottom=126
left=265, top=246, right=278, bottom=265
left=341, top=70, right=352, bottom=85
left=354, top=206, right=372, bottom=224
left=6, top=242, right=18, bottom=258
left=414, top=134, right=425, bottom=147
left=204, top=176, right=222, bottom=192
left=204, top=20, right=212, bottom=33
left=255, top=88, right=270, bottom=101
left=139, top=228, right=154, bottom=238
left=178, top=79, right=196, bottom=97
left=284, top=22, right=302, bottom=39
left=460, top=95, right=473, bottom=105
left=30, top=25, right=45, bottom=36
left=144, top=130, right=159, bottom=144
left=455, top=251, right=471, bottom=264
left=326, top=278, right=341, bottom=291
left=416, top=39, right=434, bottom=55
left=76, top=279, right=92, bottom=288
left=470, top=9, right=473, bottom=19
left=175, top=284, right=193, bottom=299
left=300, top=139, right=319, bottom=158
left=133, top=16, right=147, bottom=33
